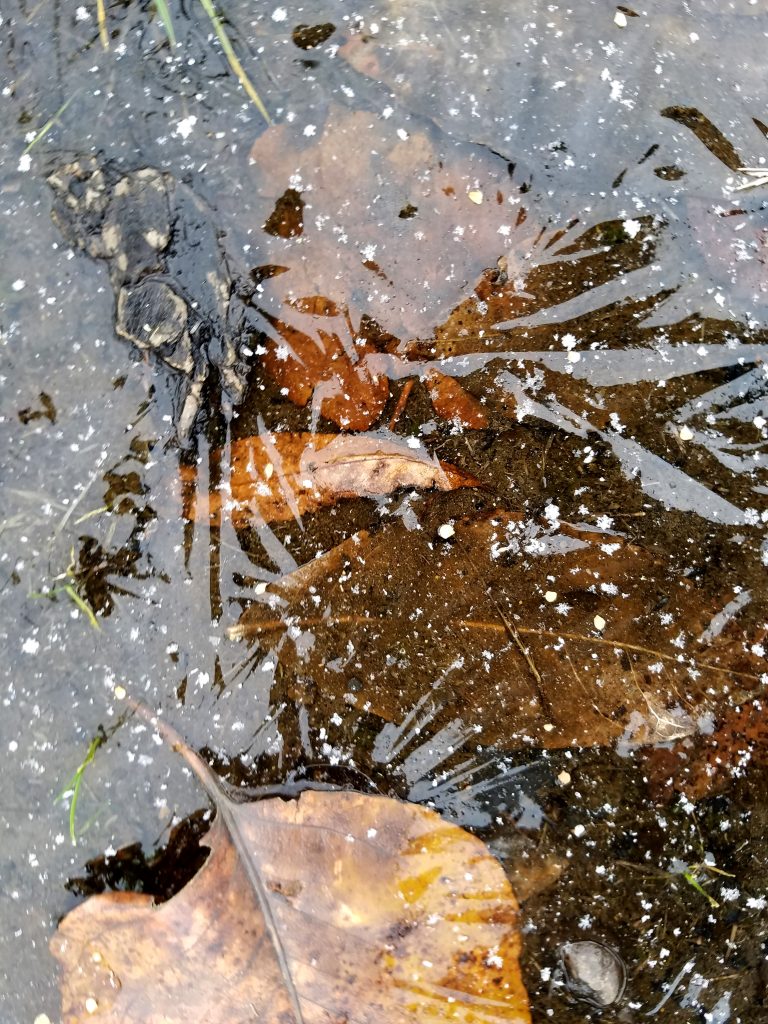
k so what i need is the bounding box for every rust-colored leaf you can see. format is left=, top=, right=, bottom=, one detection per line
left=51, top=719, right=531, bottom=1024
left=229, top=512, right=763, bottom=750
left=425, top=370, right=489, bottom=429
left=261, top=304, right=389, bottom=430
left=183, top=432, right=478, bottom=527
left=643, top=698, right=768, bottom=803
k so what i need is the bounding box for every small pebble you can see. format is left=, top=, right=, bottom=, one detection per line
left=544, top=591, right=558, bottom=603
left=559, top=940, right=627, bottom=1007
left=614, top=10, right=628, bottom=27
left=557, top=770, right=572, bottom=786
left=467, top=189, right=484, bottom=204
left=113, top=685, right=126, bottom=700
left=678, top=425, right=694, bottom=441
left=593, top=614, right=606, bottom=631
left=85, top=997, right=99, bottom=1014
left=437, top=523, right=455, bottom=540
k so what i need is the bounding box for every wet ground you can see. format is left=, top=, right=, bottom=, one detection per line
left=1, top=1, right=768, bottom=1020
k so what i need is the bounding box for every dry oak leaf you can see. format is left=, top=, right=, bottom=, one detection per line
left=182, top=431, right=478, bottom=527
left=228, top=512, right=763, bottom=750
left=261, top=297, right=390, bottom=430
left=51, top=725, right=530, bottom=1024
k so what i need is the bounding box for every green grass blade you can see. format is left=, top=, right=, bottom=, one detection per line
left=23, top=92, right=79, bottom=155
left=198, top=0, right=271, bottom=124
left=63, top=583, right=101, bottom=631
left=683, top=870, right=720, bottom=909
left=56, top=735, right=104, bottom=844
left=154, top=0, right=177, bottom=47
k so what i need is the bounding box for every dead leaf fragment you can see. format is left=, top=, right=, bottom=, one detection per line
left=425, top=370, right=489, bottom=429
left=52, top=728, right=530, bottom=1024
left=183, top=432, right=478, bottom=527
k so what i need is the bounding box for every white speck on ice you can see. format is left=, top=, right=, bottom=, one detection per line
left=22, top=637, right=39, bottom=654
left=9, top=740, right=18, bottom=753
left=75, top=5, right=90, bottom=20
left=12, top=279, right=26, bottom=291
left=679, top=425, right=694, bottom=441
left=175, top=115, right=197, bottom=139
left=18, top=154, right=32, bottom=173
left=614, top=10, right=628, bottom=27
left=303, top=124, right=317, bottom=137
left=272, top=7, right=287, bottom=21
left=396, top=128, right=409, bottom=141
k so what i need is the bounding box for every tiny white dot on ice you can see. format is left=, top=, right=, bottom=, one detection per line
left=303, top=124, right=317, bottom=137
left=272, top=6, right=287, bottom=21
left=18, top=154, right=32, bottom=173
left=75, top=5, right=90, bottom=20
left=22, top=637, right=39, bottom=655
left=396, top=128, right=409, bottom=141
left=12, top=279, right=26, bottom=291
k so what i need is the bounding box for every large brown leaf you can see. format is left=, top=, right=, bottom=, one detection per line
left=182, top=431, right=478, bottom=526
left=51, top=718, right=531, bottom=1024
left=228, top=512, right=762, bottom=749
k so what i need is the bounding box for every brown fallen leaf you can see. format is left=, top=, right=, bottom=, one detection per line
left=261, top=298, right=390, bottom=430
left=643, top=698, right=768, bottom=803
left=182, top=431, right=478, bottom=527
left=425, top=370, right=489, bottom=429
left=228, top=512, right=763, bottom=750
left=52, top=714, right=531, bottom=1024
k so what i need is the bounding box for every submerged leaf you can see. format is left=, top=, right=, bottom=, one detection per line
left=229, top=512, right=762, bottom=749
left=183, top=432, right=478, bottom=526
left=52, top=723, right=531, bottom=1023
left=425, top=370, right=489, bottom=429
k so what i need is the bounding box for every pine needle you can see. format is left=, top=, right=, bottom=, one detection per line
left=198, top=0, right=271, bottom=124
left=96, top=0, right=109, bottom=49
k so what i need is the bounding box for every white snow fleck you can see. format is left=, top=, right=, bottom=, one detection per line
left=572, top=823, right=585, bottom=837
left=746, top=896, right=767, bottom=910
left=17, top=154, right=32, bottom=173
left=303, top=124, right=317, bottom=137
left=271, top=7, right=287, bottom=21
left=11, top=279, right=26, bottom=292
left=75, top=5, right=90, bottom=20
left=623, top=218, right=642, bottom=239
left=175, top=115, right=197, bottom=139
left=22, top=637, right=39, bottom=655
left=396, top=128, right=409, bottom=141
left=614, top=10, right=628, bottom=27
